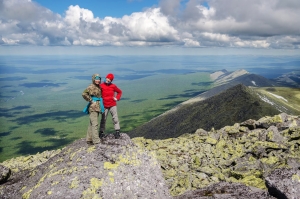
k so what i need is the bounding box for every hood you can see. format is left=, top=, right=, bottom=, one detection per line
left=92, top=73, right=101, bottom=84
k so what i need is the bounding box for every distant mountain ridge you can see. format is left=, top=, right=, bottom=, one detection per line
left=128, top=68, right=299, bottom=139
left=128, top=84, right=280, bottom=139
left=177, top=69, right=279, bottom=107
left=274, top=70, right=300, bottom=87
left=213, top=69, right=249, bottom=85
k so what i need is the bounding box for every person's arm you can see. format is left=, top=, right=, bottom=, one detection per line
left=82, top=88, right=92, bottom=102
left=114, top=85, right=122, bottom=101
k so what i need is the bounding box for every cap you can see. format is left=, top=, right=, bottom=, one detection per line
left=106, top=73, right=114, bottom=81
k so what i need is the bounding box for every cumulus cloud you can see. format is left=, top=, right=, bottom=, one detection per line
left=0, top=0, right=299, bottom=49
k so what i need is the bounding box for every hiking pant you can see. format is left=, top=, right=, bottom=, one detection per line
left=86, top=111, right=101, bottom=144
left=100, top=106, right=120, bottom=132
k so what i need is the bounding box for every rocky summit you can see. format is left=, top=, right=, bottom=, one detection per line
left=1, top=113, right=300, bottom=199
left=0, top=134, right=171, bottom=199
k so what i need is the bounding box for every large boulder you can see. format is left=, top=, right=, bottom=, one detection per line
left=265, top=168, right=300, bottom=199
left=0, top=133, right=171, bottom=199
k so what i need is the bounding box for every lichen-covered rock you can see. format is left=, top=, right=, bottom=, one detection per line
left=0, top=134, right=171, bottom=199
left=133, top=113, right=300, bottom=196
left=0, top=149, right=61, bottom=173
left=173, top=182, right=275, bottom=199
left=265, top=168, right=300, bottom=199
left=0, top=165, right=11, bottom=185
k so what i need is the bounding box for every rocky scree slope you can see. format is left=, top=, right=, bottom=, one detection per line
left=1, top=113, right=300, bottom=198
left=133, top=113, right=300, bottom=198
left=129, top=84, right=280, bottom=139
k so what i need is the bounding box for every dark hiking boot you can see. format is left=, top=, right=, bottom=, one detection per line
left=114, top=130, right=120, bottom=139
left=99, top=131, right=105, bottom=139
left=87, top=141, right=93, bottom=145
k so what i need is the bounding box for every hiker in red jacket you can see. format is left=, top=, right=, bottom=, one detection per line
left=99, top=73, right=122, bottom=139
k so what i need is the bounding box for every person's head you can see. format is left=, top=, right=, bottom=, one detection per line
left=105, top=73, right=114, bottom=84
left=92, top=73, right=101, bottom=85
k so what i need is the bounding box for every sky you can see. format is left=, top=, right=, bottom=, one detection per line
left=0, top=0, right=300, bottom=55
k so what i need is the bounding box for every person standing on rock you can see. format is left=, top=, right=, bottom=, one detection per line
left=82, top=73, right=104, bottom=145
left=99, top=73, right=122, bottom=139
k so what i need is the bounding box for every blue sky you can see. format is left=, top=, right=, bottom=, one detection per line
left=32, top=0, right=160, bottom=18
left=0, top=0, right=300, bottom=55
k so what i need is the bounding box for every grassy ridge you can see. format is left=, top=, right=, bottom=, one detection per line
left=0, top=72, right=212, bottom=161
left=254, top=87, right=300, bottom=115
left=128, top=84, right=282, bottom=139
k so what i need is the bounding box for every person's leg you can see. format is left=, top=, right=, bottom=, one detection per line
left=86, top=113, right=93, bottom=144
left=90, top=111, right=101, bottom=144
left=100, top=108, right=109, bottom=135
left=110, top=106, right=121, bottom=138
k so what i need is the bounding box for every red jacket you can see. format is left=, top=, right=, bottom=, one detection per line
left=100, top=82, right=122, bottom=108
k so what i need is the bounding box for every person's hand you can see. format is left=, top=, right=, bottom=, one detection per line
left=113, top=97, right=117, bottom=101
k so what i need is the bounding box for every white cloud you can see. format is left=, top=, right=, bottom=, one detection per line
left=65, top=5, right=95, bottom=27
left=183, top=38, right=200, bottom=47
left=122, top=8, right=179, bottom=42
left=0, top=0, right=300, bottom=49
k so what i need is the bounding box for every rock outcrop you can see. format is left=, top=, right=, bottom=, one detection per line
left=0, top=165, right=11, bottom=185
left=173, top=182, right=276, bottom=199
left=265, top=168, right=300, bottom=199
left=0, top=134, right=171, bottom=199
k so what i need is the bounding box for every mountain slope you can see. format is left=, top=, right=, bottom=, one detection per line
left=214, top=69, right=249, bottom=85
left=274, top=70, right=300, bottom=87
left=128, top=84, right=280, bottom=139
left=177, top=71, right=279, bottom=107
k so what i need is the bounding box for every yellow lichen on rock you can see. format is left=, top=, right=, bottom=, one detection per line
left=240, top=175, right=266, bottom=189
left=103, top=162, right=119, bottom=170
left=81, top=178, right=103, bottom=199
left=292, top=174, right=300, bottom=182
left=87, top=146, right=96, bottom=153
left=51, top=181, right=59, bottom=186
left=22, top=189, right=32, bottom=199
left=261, top=156, right=279, bottom=165
left=23, top=171, right=49, bottom=198
left=69, top=176, right=79, bottom=189
left=205, top=137, right=218, bottom=145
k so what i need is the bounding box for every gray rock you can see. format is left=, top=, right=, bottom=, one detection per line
left=241, top=119, right=257, bottom=130
left=173, top=182, right=275, bottom=199
left=0, top=164, right=11, bottom=184
left=265, top=168, right=300, bottom=199
left=0, top=134, right=171, bottom=199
